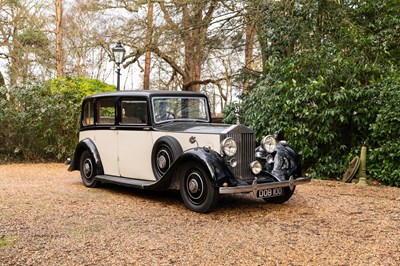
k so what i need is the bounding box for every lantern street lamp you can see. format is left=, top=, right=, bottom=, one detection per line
left=112, top=42, right=126, bottom=91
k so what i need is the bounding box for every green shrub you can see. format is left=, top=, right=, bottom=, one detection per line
left=369, top=73, right=400, bottom=186
left=47, top=76, right=115, bottom=98
left=224, top=67, right=400, bottom=185
left=224, top=75, right=376, bottom=179
left=228, top=0, right=399, bottom=185
left=0, top=77, right=115, bottom=161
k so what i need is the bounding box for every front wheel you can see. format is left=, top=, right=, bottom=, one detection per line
left=79, top=150, right=99, bottom=188
left=180, top=163, right=218, bottom=213
left=263, top=186, right=295, bottom=204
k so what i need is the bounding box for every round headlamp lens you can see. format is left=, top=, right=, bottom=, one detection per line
left=221, top=137, right=237, bottom=156
left=250, top=161, right=262, bottom=175
left=261, top=135, right=277, bottom=153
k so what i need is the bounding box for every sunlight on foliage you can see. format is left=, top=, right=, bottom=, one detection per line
left=0, top=77, right=115, bottom=161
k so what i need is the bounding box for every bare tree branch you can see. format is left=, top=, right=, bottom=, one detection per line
left=182, top=77, right=228, bottom=92
left=151, top=46, right=185, bottom=77
left=157, top=0, right=179, bottom=32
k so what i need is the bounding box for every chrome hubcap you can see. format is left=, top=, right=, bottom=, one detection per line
left=156, top=149, right=171, bottom=174
left=83, top=159, right=92, bottom=179
left=186, top=172, right=204, bottom=202
left=188, top=179, right=199, bottom=193
left=157, top=155, right=167, bottom=169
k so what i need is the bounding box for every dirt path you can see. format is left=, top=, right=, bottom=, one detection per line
left=0, top=164, right=399, bottom=265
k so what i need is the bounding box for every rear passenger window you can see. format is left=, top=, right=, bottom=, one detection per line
left=121, top=99, right=147, bottom=125
left=97, top=98, right=115, bottom=125
left=82, top=101, right=94, bottom=126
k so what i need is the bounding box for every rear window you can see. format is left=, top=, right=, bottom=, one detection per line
left=82, top=101, right=94, bottom=126
left=97, top=98, right=115, bottom=125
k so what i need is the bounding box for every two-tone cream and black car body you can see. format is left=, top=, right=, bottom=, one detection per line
left=68, top=91, right=310, bottom=213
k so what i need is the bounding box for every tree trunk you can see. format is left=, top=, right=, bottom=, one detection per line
left=159, top=1, right=217, bottom=92
left=0, top=71, right=5, bottom=87
left=243, top=17, right=255, bottom=93
left=143, top=1, right=153, bottom=90
left=55, top=0, right=64, bottom=77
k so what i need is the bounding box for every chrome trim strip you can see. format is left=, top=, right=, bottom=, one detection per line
left=219, top=176, right=311, bottom=195
left=221, top=124, right=237, bottom=134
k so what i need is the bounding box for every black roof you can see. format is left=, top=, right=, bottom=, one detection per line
left=83, top=90, right=207, bottom=100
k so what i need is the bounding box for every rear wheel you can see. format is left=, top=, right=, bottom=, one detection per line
left=151, top=137, right=183, bottom=180
left=79, top=150, right=99, bottom=188
left=180, top=162, right=218, bottom=213
left=263, top=186, right=295, bottom=204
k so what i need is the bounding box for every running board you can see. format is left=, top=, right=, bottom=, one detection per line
left=94, top=175, right=155, bottom=189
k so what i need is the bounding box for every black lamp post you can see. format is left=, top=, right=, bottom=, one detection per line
left=112, top=42, right=126, bottom=91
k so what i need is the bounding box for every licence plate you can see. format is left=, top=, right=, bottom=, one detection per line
left=256, top=187, right=284, bottom=198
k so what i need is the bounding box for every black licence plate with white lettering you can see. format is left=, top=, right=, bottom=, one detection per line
left=256, top=187, right=284, bottom=198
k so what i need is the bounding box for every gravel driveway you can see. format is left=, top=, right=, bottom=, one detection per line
left=0, top=163, right=399, bottom=265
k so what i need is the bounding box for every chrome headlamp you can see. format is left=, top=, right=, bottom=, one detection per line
left=250, top=161, right=262, bottom=175
left=261, top=135, right=277, bottom=153
left=221, top=137, right=237, bottom=157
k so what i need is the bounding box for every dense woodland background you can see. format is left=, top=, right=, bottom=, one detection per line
left=0, top=0, right=399, bottom=186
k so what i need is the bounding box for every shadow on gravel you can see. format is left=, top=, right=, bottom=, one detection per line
left=92, top=182, right=289, bottom=214
left=96, top=182, right=183, bottom=203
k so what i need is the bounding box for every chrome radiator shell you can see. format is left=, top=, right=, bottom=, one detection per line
left=221, top=125, right=256, bottom=180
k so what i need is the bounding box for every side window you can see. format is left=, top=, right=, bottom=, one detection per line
left=82, top=101, right=94, bottom=126
left=121, top=99, right=147, bottom=125
left=97, top=98, right=116, bottom=125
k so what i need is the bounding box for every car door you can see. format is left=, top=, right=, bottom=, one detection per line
left=93, top=97, right=119, bottom=176
left=117, top=98, right=155, bottom=181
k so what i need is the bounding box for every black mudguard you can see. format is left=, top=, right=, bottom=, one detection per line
left=146, top=147, right=236, bottom=191
left=271, top=144, right=302, bottom=181
left=67, top=138, right=104, bottom=175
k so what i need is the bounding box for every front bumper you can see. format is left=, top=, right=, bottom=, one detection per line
left=219, top=176, right=311, bottom=195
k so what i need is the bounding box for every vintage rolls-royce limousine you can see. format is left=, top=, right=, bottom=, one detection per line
left=68, top=91, right=310, bottom=213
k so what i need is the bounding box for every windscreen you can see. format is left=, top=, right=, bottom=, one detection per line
left=152, top=97, right=209, bottom=123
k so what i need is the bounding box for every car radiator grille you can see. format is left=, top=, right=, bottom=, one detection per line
left=226, top=131, right=255, bottom=180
